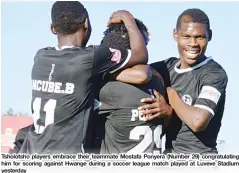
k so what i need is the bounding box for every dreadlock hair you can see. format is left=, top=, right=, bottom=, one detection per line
left=51, top=1, right=88, bottom=35
left=100, top=18, right=148, bottom=50
left=176, top=8, right=210, bottom=31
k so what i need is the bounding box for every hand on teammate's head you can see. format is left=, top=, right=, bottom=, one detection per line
left=107, top=10, right=135, bottom=26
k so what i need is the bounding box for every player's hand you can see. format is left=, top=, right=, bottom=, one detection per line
left=138, top=90, right=173, bottom=121
left=107, top=10, right=135, bottom=26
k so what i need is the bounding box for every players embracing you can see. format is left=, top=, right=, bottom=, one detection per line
left=9, top=1, right=227, bottom=155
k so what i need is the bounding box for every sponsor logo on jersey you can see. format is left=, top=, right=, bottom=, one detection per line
left=182, top=94, right=192, bottom=105
left=198, top=86, right=221, bottom=104
left=109, top=48, right=121, bottom=63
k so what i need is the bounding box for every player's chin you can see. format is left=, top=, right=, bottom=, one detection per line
left=185, top=58, right=198, bottom=65
left=182, top=51, right=200, bottom=64
left=184, top=55, right=201, bottom=66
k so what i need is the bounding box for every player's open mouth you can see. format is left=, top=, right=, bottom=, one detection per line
left=184, top=49, right=200, bottom=59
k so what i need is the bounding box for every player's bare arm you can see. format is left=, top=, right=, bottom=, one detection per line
left=139, top=88, right=214, bottom=133
left=108, top=10, right=148, bottom=67
left=114, top=65, right=163, bottom=84
left=111, top=65, right=152, bottom=84
left=166, top=87, right=213, bottom=133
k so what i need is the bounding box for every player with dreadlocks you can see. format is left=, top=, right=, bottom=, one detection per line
left=85, top=19, right=156, bottom=154
left=91, top=19, right=166, bottom=154
left=101, top=18, right=149, bottom=46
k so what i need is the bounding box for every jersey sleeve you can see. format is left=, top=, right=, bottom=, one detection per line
left=194, top=69, right=228, bottom=116
left=9, top=125, right=32, bottom=153
left=92, top=45, right=131, bottom=75
left=150, top=61, right=170, bottom=88
left=150, top=57, right=178, bottom=88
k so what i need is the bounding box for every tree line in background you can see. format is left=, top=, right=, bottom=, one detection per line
left=2, top=108, right=29, bottom=116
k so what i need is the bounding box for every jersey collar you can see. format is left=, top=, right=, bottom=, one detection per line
left=55, top=45, right=74, bottom=50
left=174, top=56, right=212, bottom=74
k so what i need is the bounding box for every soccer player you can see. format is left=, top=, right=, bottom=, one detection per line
left=19, top=2, right=148, bottom=154
left=138, top=8, right=228, bottom=154
left=96, top=19, right=165, bottom=154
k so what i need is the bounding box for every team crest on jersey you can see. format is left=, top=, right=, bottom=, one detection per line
left=182, top=94, right=192, bottom=105
left=109, top=48, right=121, bottom=63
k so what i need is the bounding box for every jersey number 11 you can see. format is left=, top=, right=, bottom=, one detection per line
left=32, top=97, right=57, bottom=134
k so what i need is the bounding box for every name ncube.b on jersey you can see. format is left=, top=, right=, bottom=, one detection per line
left=19, top=2, right=148, bottom=154
left=32, top=76, right=74, bottom=94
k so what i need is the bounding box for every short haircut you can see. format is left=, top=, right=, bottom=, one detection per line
left=176, top=8, right=210, bottom=31
left=100, top=19, right=148, bottom=50
left=51, top=1, right=87, bottom=35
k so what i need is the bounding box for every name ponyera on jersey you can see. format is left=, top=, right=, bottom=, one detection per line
left=32, top=79, right=75, bottom=94
left=131, top=109, right=152, bottom=122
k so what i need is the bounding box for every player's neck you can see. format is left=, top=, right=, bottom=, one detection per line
left=57, top=32, right=84, bottom=49
left=179, top=55, right=207, bottom=69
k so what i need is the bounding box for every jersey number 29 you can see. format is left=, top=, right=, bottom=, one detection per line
left=128, top=125, right=162, bottom=153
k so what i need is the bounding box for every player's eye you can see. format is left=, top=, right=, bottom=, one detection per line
left=196, top=36, right=204, bottom=39
left=182, top=35, right=190, bottom=39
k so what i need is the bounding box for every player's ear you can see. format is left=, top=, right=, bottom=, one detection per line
left=83, top=8, right=90, bottom=30
left=81, top=18, right=92, bottom=47
left=50, top=24, right=57, bottom=35
left=84, top=18, right=88, bottom=30
left=173, top=29, right=178, bottom=41
left=84, top=18, right=92, bottom=37
left=208, top=29, right=212, bottom=42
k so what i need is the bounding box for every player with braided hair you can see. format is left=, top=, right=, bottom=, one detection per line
left=102, top=18, right=149, bottom=46
left=90, top=19, right=165, bottom=154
